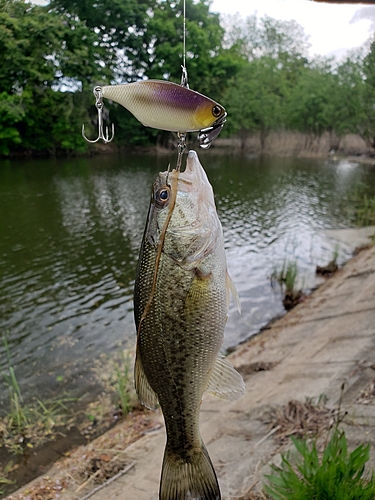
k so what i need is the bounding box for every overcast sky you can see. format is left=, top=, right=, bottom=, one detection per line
left=210, top=0, right=375, bottom=59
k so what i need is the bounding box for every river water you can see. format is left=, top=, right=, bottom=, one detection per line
left=1, top=151, right=375, bottom=407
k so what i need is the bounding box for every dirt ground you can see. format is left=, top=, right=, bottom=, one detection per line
left=7, top=242, right=375, bottom=500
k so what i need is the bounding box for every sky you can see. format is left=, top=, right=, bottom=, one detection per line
left=210, top=0, right=375, bottom=59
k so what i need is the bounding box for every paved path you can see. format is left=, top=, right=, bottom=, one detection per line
left=86, top=244, right=375, bottom=500
left=9, top=244, right=375, bottom=500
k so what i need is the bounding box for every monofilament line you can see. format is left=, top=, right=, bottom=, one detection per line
left=183, top=0, right=186, bottom=71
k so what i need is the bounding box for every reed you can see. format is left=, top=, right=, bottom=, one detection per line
left=1, top=336, right=29, bottom=435
left=113, top=350, right=132, bottom=416
left=355, top=194, right=375, bottom=227
left=272, top=259, right=299, bottom=299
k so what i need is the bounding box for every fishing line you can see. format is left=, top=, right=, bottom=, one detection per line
left=183, top=0, right=186, bottom=73
left=137, top=170, right=179, bottom=335
left=180, top=0, right=188, bottom=88
left=177, top=0, right=188, bottom=169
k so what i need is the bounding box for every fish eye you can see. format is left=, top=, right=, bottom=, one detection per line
left=155, top=188, right=170, bottom=205
left=212, top=105, right=222, bottom=118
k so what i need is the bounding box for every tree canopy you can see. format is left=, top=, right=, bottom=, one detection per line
left=0, top=0, right=374, bottom=156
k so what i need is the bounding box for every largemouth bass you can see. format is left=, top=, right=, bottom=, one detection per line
left=101, top=80, right=226, bottom=133
left=134, top=150, right=245, bottom=500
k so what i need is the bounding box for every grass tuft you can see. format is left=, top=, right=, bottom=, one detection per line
left=113, top=350, right=132, bottom=417
left=264, top=428, right=375, bottom=500
left=271, top=259, right=305, bottom=310
left=355, top=194, right=375, bottom=227
left=1, top=335, right=76, bottom=454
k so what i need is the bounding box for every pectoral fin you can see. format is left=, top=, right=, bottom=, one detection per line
left=134, top=351, right=159, bottom=410
left=226, top=271, right=241, bottom=313
left=206, top=355, right=245, bottom=401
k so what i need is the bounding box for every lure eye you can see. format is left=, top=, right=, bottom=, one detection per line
left=212, top=105, right=222, bottom=118
left=155, top=188, right=170, bottom=205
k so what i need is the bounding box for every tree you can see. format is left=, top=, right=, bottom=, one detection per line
left=330, top=52, right=365, bottom=147
left=285, top=62, right=336, bottom=139
left=0, top=0, right=110, bottom=154
left=224, top=57, right=285, bottom=151
left=49, top=0, right=155, bottom=81
left=358, top=37, right=375, bottom=149
left=0, top=0, right=109, bottom=92
left=223, top=13, right=310, bottom=65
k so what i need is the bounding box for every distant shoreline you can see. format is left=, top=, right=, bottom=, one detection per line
left=3, top=131, right=375, bottom=162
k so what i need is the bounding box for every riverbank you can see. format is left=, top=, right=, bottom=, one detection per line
left=4, top=131, right=374, bottom=161
left=93, top=131, right=375, bottom=160
left=7, top=240, right=375, bottom=500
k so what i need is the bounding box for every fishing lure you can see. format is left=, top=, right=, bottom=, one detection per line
left=82, top=0, right=227, bottom=153
left=82, top=81, right=227, bottom=150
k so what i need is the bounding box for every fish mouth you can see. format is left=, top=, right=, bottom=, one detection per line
left=175, top=150, right=216, bottom=212
left=164, top=150, right=221, bottom=266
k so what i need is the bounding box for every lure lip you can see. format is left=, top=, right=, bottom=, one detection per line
left=197, top=112, right=227, bottom=149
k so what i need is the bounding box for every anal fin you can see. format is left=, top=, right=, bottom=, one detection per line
left=206, top=355, right=245, bottom=401
left=134, top=351, right=159, bottom=410
left=226, top=271, right=241, bottom=313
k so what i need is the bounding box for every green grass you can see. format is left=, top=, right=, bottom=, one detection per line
left=356, top=194, right=375, bottom=227
left=351, top=189, right=375, bottom=227
left=0, top=462, right=14, bottom=495
left=113, top=350, right=132, bottom=416
left=1, top=335, right=76, bottom=454
left=271, top=258, right=302, bottom=301
left=264, top=428, right=375, bottom=500
left=1, top=336, right=29, bottom=435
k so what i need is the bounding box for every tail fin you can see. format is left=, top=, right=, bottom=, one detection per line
left=160, top=443, right=220, bottom=500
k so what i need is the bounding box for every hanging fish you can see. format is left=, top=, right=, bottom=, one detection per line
left=100, top=80, right=226, bottom=134
left=134, top=150, right=244, bottom=500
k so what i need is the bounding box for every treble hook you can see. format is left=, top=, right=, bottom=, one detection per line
left=176, top=65, right=188, bottom=170
left=82, top=86, right=115, bottom=143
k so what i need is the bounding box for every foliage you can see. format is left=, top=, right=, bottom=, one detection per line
left=223, top=13, right=310, bottom=63
left=49, top=0, right=155, bottom=81
left=358, top=37, right=375, bottom=149
left=332, top=53, right=365, bottom=140
left=0, top=0, right=109, bottom=91
left=0, top=0, right=110, bottom=154
left=224, top=57, right=286, bottom=149
left=264, top=428, right=375, bottom=500
left=285, top=64, right=336, bottom=137
left=355, top=194, right=375, bottom=227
